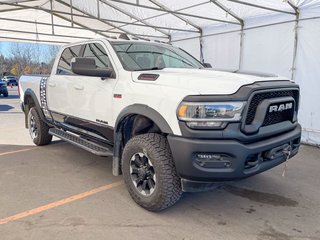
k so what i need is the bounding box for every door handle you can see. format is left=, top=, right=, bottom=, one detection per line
left=48, top=82, right=56, bottom=87
left=74, top=85, right=84, bottom=90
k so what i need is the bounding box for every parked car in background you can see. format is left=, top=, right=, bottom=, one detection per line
left=0, top=80, right=8, bottom=97
left=6, top=79, right=18, bottom=86
left=2, top=76, right=18, bottom=86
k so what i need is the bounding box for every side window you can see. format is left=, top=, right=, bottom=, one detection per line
left=56, top=45, right=82, bottom=75
left=83, top=43, right=113, bottom=69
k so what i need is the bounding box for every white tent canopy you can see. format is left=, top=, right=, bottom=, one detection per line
left=0, top=0, right=320, bottom=145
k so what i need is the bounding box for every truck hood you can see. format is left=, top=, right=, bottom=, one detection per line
left=131, top=68, right=290, bottom=95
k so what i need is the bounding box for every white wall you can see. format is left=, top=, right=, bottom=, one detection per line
left=294, top=18, right=320, bottom=145
left=172, top=37, right=201, bottom=61
left=202, top=32, right=241, bottom=70
left=240, top=22, right=295, bottom=78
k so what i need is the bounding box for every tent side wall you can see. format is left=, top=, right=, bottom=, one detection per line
left=172, top=9, right=320, bottom=145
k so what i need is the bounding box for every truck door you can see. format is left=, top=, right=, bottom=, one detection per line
left=47, top=41, right=117, bottom=142
left=47, top=44, right=84, bottom=117
left=70, top=42, right=117, bottom=132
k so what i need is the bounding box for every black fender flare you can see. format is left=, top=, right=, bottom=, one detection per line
left=114, top=104, right=173, bottom=134
left=112, top=104, right=173, bottom=176
left=23, top=89, right=47, bottom=127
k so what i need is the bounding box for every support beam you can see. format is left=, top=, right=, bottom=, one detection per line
left=0, top=35, right=68, bottom=44
left=107, top=1, right=208, bottom=32
left=108, top=0, right=240, bottom=25
left=287, top=0, right=299, bottom=14
left=53, top=0, right=196, bottom=34
left=209, top=0, right=243, bottom=25
left=50, top=0, right=54, bottom=34
left=0, top=28, right=90, bottom=40
left=225, top=0, right=296, bottom=15
left=147, top=0, right=203, bottom=59
left=49, top=11, right=114, bottom=39
left=0, top=6, right=24, bottom=13
left=208, top=0, right=244, bottom=69
left=238, top=24, right=244, bottom=71
left=70, top=0, right=74, bottom=27
left=148, top=0, right=201, bottom=32
left=0, top=16, right=167, bottom=39
left=99, top=0, right=170, bottom=38
left=54, top=0, right=151, bottom=41
left=286, top=0, right=300, bottom=80
left=1, top=2, right=198, bottom=34
left=0, top=17, right=121, bottom=34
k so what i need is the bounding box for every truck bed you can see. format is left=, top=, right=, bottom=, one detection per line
left=19, top=75, right=49, bottom=103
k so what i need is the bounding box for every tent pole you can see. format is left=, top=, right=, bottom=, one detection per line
left=291, top=13, right=300, bottom=80
left=225, top=0, right=295, bottom=15
left=210, top=0, right=243, bottom=24
left=171, top=16, right=320, bottom=43
left=107, top=2, right=208, bottom=32
left=209, top=0, right=244, bottom=68
left=70, top=0, right=74, bottom=27
left=147, top=0, right=203, bottom=60
left=99, top=0, right=170, bottom=38
left=108, top=0, right=240, bottom=25
left=97, top=0, right=100, bottom=19
left=200, top=30, right=204, bottom=63
left=238, top=23, right=244, bottom=71
left=287, top=1, right=300, bottom=81
left=50, top=0, right=54, bottom=35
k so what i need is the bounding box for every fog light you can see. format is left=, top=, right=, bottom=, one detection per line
left=194, top=153, right=232, bottom=168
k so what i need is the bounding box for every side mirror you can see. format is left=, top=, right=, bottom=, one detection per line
left=71, top=57, right=113, bottom=78
left=203, top=63, right=212, bottom=68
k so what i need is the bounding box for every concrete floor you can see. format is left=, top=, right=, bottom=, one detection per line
left=0, top=87, right=319, bottom=240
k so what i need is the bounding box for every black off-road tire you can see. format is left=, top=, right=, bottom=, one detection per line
left=3, top=92, right=8, bottom=97
left=122, top=133, right=182, bottom=211
left=28, top=107, right=52, bottom=146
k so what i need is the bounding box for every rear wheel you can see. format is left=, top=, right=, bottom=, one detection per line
left=122, top=133, right=182, bottom=211
left=28, top=107, right=52, bottom=146
left=3, top=92, right=8, bottom=97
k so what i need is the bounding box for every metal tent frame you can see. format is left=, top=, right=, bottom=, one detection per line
left=0, top=0, right=300, bottom=75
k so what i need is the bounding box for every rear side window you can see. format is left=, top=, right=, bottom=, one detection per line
left=83, top=43, right=113, bottom=69
left=57, top=45, right=82, bottom=75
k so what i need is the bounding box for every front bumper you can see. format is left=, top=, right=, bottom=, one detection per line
left=168, top=124, right=301, bottom=190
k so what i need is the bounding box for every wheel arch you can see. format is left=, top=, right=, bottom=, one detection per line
left=112, top=104, right=173, bottom=176
left=23, top=89, right=46, bottom=128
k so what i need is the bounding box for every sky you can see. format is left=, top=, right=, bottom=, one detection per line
left=0, top=42, right=59, bottom=63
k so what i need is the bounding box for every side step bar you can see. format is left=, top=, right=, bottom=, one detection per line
left=49, top=128, right=113, bottom=157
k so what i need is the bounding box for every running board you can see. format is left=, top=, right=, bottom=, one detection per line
left=49, top=128, right=113, bottom=157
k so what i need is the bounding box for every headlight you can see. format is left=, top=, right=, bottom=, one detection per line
left=177, top=101, right=246, bottom=129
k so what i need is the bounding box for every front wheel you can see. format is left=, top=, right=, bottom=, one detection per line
left=122, top=133, right=182, bottom=211
left=28, top=107, right=52, bottom=146
left=3, top=92, right=8, bottom=97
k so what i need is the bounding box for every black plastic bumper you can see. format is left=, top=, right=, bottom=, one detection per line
left=167, top=124, right=301, bottom=190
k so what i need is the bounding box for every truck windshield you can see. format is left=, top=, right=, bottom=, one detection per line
left=111, top=42, right=203, bottom=71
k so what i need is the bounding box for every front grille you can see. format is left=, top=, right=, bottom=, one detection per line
left=245, top=89, right=299, bottom=126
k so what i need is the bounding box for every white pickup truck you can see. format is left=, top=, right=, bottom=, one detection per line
left=19, top=37, right=301, bottom=211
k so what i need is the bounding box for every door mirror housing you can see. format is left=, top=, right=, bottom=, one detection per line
left=71, top=57, right=113, bottom=78
left=203, top=62, right=212, bottom=68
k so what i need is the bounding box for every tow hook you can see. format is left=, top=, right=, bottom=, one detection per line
left=264, top=144, right=292, bottom=160
left=282, top=145, right=292, bottom=177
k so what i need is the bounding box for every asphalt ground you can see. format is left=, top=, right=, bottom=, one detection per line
left=0, top=87, right=319, bottom=240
